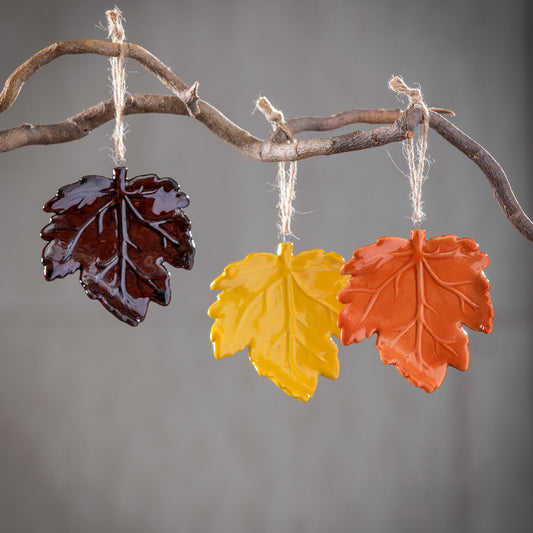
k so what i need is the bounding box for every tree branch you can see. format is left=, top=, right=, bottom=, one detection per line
left=0, top=39, right=531, bottom=242
left=429, top=112, right=533, bottom=242
left=0, top=94, right=187, bottom=151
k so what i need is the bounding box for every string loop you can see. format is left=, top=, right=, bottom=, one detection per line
left=106, top=7, right=127, bottom=165
left=256, top=96, right=297, bottom=239
left=389, top=75, right=430, bottom=224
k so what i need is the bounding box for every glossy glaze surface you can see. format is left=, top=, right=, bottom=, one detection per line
left=41, top=167, right=195, bottom=326
left=338, top=229, right=494, bottom=392
left=209, top=242, right=346, bottom=401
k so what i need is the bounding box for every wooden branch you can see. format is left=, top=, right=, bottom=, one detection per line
left=1, top=39, right=532, bottom=243
left=0, top=94, right=188, bottom=151
left=0, top=40, right=190, bottom=113
left=429, top=112, right=533, bottom=242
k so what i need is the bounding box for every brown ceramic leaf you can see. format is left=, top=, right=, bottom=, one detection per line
left=41, top=167, right=195, bottom=326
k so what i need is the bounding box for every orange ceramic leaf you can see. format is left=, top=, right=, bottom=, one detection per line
left=338, top=229, right=493, bottom=392
left=209, top=242, right=346, bottom=401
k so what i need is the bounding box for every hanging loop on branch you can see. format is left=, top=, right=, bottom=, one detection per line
left=256, top=96, right=298, bottom=240
left=106, top=7, right=127, bottom=165
left=389, top=75, right=430, bottom=225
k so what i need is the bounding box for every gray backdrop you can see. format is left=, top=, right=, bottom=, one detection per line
left=0, top=0, right=531, bottom=532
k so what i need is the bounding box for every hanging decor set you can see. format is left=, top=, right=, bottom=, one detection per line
left=5, top=8, right=531, bottom=402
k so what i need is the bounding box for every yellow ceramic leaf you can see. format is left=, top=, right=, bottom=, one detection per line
left=208, top=242, right=347, bottom=401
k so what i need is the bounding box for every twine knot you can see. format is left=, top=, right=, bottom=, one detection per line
left=106, top=8, right=125, bottom=43
left=388, top=76, right=425, bottom=107
left=256, top=96, right=295, bottom=143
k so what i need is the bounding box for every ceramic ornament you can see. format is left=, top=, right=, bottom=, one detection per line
left=337, top=77, right=494, bottom=392
left=337, top=229, right=493, bottom=392
left=209, top=242, right=346, bottom=402
left=208, top=96, right=346, bottom=401
left=41, top=167, right=195, bottom=326
left=40, top=10, right=195, bottom=326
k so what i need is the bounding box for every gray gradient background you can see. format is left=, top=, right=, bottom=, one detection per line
left=0, top=0, right=531, bottom=532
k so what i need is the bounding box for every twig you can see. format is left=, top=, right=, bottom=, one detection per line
left=0, top=94, right=187, bottom=151
left=429, top=112, right=533, bottom=242
left=0, top=39, right=531, bottom=242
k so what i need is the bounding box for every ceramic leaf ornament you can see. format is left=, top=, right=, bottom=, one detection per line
left=338, top=230, right=493, bottom=392
left=41, top=168, right=195, bottom=326
left=209, top=96, right=348, bottom=401
left=40, top=11, right=195, bottom=326
left=337, top=77, right=494, bottom=392
left=209, top=243, right=346, bottom=401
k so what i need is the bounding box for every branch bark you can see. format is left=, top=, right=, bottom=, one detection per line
left=1, top=39, right=531, bottom=242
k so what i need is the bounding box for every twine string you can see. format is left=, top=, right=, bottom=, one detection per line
left=388, top=75, right=430, bottom=224
left=106, top=7, right=127, bottom=165
left=256, top=96, right=297, bottom=239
